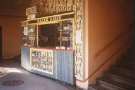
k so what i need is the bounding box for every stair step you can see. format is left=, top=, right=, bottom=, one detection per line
left=116, top=63, right=135, bottom=71
left=89, top=53, right=135, bottom=90
left=110, top=67, right=135, bottom=80
left=104, top=73, right=135, bottom=88
left=119, top=61, right=135, bottom=66
left=89, top=85, right=108, bottom=90
left=99, top=80, right=126, bottom=90
left=98, top=76, right=135, bottom=90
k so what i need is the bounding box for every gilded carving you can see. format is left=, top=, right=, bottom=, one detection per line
left=30, top=0, right=74, bottom=16
left=74, top=0, right=85, bottom=80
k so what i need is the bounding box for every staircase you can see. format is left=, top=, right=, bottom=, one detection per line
left=89, top=50, right=135, bottom=90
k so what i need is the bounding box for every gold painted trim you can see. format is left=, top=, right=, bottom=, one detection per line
left=21, top=12, right=75, bottom=26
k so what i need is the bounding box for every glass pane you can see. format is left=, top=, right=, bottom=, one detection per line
left=38, top=20, right=73, bottom=49
left=22, top=25, right=37, bottom=47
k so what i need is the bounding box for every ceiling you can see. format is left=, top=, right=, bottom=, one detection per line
left=0, top=0, right=31, bottom=9
left=0, top=0, right=31, bottom=17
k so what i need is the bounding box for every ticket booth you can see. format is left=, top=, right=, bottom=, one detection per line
left=21, top=0, right=86, bottom=88
left=21, top=12, right=75, bottom=85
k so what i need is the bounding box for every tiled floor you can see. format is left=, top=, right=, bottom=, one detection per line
left=0, top=60, right=79, bottom=90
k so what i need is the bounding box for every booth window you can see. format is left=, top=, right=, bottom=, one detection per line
left=38, top=24, right=59, bottom=48
left=22, top=20, right=73, bottom=49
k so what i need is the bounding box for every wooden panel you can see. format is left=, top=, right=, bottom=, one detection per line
left=21, top=47, right=31, bottom=71
left=55, top=50, right=74, bottom=85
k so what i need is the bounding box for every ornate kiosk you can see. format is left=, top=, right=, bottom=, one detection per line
left=21, top=0, right=85, bottom=87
